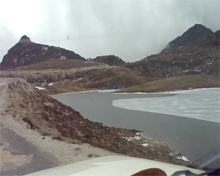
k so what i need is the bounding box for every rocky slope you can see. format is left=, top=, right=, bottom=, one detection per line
left=126, top=24, right=219, bottom=78
left=167, top=24, right=214, bottom=49
left=93, top=55, right=126, bottom=66
left=6, top=58, right=104, bottom=71
left=1, top=35, right=84, bottom=69
left=0, top=66, right=149, bottom=94
left=0, top=78, right=194, bottom=167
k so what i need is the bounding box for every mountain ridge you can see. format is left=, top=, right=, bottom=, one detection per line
left=1, top=35, right=85, bottom=69
left=166, top=24, right=214, bottom=49
left=126, top=24, right=219, bottom=78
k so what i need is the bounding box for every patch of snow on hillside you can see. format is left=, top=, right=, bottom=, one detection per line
left=142, top=143, right=149, bottom=147
left=122, top=135, right=141, bottom=141
left=176, top=156, right=190, bottom=162
left=75, top=78, right=82, bottom=81
left=35, top=86, right=46, bottom=90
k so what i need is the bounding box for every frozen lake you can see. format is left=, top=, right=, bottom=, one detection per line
left=113, top=88, right=220, bottom=123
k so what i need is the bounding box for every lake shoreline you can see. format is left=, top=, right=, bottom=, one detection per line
left=52, top=90, right=220, bottom=167
left=0, top=78, right=195, bottom=175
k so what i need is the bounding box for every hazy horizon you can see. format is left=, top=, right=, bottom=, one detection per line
left=0, top=0, right=219, bottom=62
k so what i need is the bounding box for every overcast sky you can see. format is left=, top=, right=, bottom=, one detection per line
left=0, top=0, right=219, bottom=62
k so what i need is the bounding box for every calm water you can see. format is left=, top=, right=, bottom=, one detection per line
left=52, top=91, right=220, bottom=165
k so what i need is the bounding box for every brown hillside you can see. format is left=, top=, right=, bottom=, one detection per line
left=116, top=75, right=220, bottom=93
left=93, top=55, right=125, bottom=66
left=9, top=58, right=103, bottom=70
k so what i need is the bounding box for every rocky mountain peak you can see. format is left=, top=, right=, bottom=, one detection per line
left=167, top=24, right=214, bottom=49
left=1, top=36, right=85, bottom=69
left=19, top=35, right=32, bottom=44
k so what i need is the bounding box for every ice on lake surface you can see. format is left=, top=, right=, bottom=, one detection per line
left=113, top=88, right=220, bottom=123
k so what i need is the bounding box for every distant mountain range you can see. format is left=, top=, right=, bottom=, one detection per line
left=1, top=24, right=219, bottom=79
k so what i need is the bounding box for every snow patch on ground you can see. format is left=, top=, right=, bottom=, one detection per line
left=75, top=78, right=82, bottom=81
left=35, top=86, right=46, bottom=90
left=122, top=135, right=141, bottom=141
left=113, top=88, right=220, bottom=123
left=169, top=153, right=190, bottom=162
left=176, top=156, right=190, bottom=162
left=48, top=82, right=54, bottom=86
left=142, top=143, right=149, bottom=147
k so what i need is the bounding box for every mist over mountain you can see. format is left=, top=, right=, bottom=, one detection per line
left=0, top=0, right=219, bottom=62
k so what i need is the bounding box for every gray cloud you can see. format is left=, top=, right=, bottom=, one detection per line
left=0, top=0, right=219, bottom=63
left=0, top=20, right=17, bottom=59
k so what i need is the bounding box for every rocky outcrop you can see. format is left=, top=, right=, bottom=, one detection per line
left=1, top=35, right=85, bottom=69
left=166, top=24, right=214, bottom=49
left=93, top=55, right=125, bottom=66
